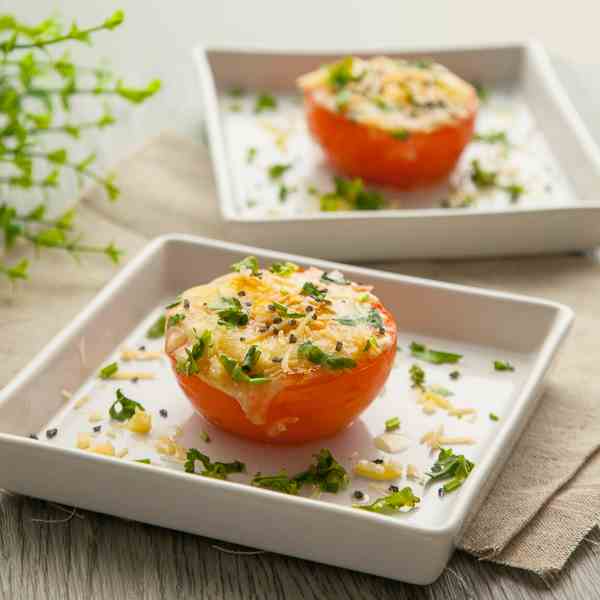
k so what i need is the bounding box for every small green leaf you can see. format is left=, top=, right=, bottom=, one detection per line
left=25, top=204, right=46, bottom=221
left=184, top=448, right=245, bottom=479
left=494, top=360, right=515, bottom=372
left=426, top=448, right=474, bottom=494
left=410, top=364, right=426, bottom=389
left=116, top=79, right=161, bottom=103
left=410, top=341, right=462, bottom=365
left=385, top=416, right=401, bottom=432
left=47, top=149, right=67, bottom=164
left=146, top=315, right=166, bottom=338
left=231, top=255, right=260, bottom=275
left=268, top=163, right=291, bottom=180
left=391, top=129, right=410, bottom=140
left=254, top=92, right=277, bottom=113
left=99, top=362, right=118, bottom=379
left=354, top=487, right=420, bottom=514
left=489, top=413, right=499, bottom=421
left=104, top=242, right=123, bottom=264
left=300, top=281, right=327, bottom=302
left=269, top=262, right=298, bottom=276
left=4, top=259, right=29, bottom=281
left=109, top=389, right=145, bottom=421
left=103, top=10, right=124, bottom=30
left=167, top=313, right=186, bottom=327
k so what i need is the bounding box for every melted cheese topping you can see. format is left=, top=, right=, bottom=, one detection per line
left=298, top=56, right=477, bottom=132
left=165, top=265, right=393, bottom=425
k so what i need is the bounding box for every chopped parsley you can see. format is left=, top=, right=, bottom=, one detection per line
left=201, top=430, right=211, bottom=443
left=167, top=313, right=186, bottom=328
left=220, top=351, right=270, bottom=384
left=269, top=261, right=298, bottom=276
left=494, top=360, right=515, bottom=372
left=489, top=413, right=499, bottom=421
left=336, top=308, right=383, bottom=329
left=268, top=163, right=291, bottom=180
left=211, top=297, right=249, bottom=328
left=426, top=448, right=474, bottom=494
left=272, top=302, right=305, bottom=319
left=99, top=362, right=118, bottom=379
left=410, top=341, right=462, bottom=365
left=228, top=87, right=245, bottom=98
left=320, top=176, right=385, bottom=212
left=504, top=183, right=525, bottom=202
left=391, top=129, right=410, bottom=141
left=109, top=389, right=145, bottom=422
left=165, top=298, right=182, bottom=309
left=251, top=472, right=300, bottom=495
left=321, top=270, right=350, bottom=285
left=474, top=130, right=509, bottom=145
left=146, top=315, right=166, bottom=338
left=354, top=487, right=420, bottom=514
left=363, top=336, right=378, bottom=352
left=474, top=82, right=490, bottom=102
left=254, top=92, right=277, bottom=113
left=176, top=330, right=212, bottom=376
left=246, top=147, right=257, bottom=163
left=300, top=281, right=327, bottom=302
left=470, top=159, right=497, bottom=188
left=428, top=384, right=453, bottom=397
left=184, top=448, right=245, bottom=479
left=298, top=341, right=356, bottom=370
left=385, top=416, right=401, bottom=432
left=231, top=255, right=260, bottom=275
left=135, top=458, right=151, bottom=464
left=410, top=364, right=426, bottom=389
left=327, top=57, right=361, bottom=90
left=278, top=184, right=294, bottom=202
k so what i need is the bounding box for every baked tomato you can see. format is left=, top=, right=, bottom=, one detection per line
left=299, top=56, right=478, bottom=189
left=165, top=258, right=397, bottom=444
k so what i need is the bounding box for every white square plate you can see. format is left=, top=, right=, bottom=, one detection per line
left=0, top=235, right=572, bottom=584
left=195, top=42, right=600, bottom=260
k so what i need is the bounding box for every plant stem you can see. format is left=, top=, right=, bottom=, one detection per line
left=12, top=24, right=108, bottom=50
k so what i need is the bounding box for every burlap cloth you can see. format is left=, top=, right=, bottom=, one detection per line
left=2, top=132, right=600, bottom=576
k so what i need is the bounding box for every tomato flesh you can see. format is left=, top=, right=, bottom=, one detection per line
left=305, top=91, right=477, bottom=189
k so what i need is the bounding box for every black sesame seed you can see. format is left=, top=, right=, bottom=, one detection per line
left=388, top=485, right=399, bottom=493
left=438, top=487, right=445, bottom=498
left=306, top=305, right=314, bottom=312
left=289, top=334, right=297, bottom=344
left=335, top=341, right=343, bottom=352
left=288, top=319, right=297, bottom=327
left=159, top=409, right=168, bottom=418
left=373, top=458, right=384, bottom=465
left=238, top=290, right=246, bottom=297
left=138, top=345, right=146, bottom=351
left=183, top=299, right=190, bottom=310
left=272, top=357, right=283, bottom=363
left=273, top=317, right=283, bottom=324
left=353, top=490, right=364, bottom=500
left=46, top=428, right=58, bottom=439
left=29, top=434, right=38, bottom=440
left=93, top=425, right=102, bottom=433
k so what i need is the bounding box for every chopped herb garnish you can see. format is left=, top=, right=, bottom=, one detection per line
left=184, top=448, right=245, bottom=479
left=449, top=370, right=460, bottom=380
left=470, top=159, right=497, bottom=188
left=231, top=255, right=260, bottom=275
left=146, top=315, right=166, bottom=338
left=272, top=302, right=304, bottom=319
left=410, top=341, right=462, bottom=365
left=504, top=183, right=525, bottom=202
left=269, top=262, right=298, bottom=276
left=358, top=293, right=370, bottom=303
left=167, top=313, right=186, bottom=328
left=298, top=341, right=356, bottom=370
left=319, top=176, right=385, bottom=212
left=294, top=448, right=349, bottom=493
left=354, top=487, right=420, bottom=514
left=176, top=330, right=212, bottom=376
left=211, top=297, right=249, bottom=328
left=99, top=362, right=118, bottom=379
left=278, top=184, right=295, bottom=202
left=321, top=270, right=350, bottom=285
left=426, top=448, right=474, bottom=494
left=165, top=298, right=182, bottom=309
left=220, top=353, right=270, bottom=384
left=251, top=472, right=301, bottom=495
left=228, top=87, right=245, bottom=98
left=367, top=308, right=383, bottom=329
left=335, top=89, right=352, bottom=111
left=494, top=360, right=515, bottom=372
left=410, top=364, right=426, bottom=389
left=327, top=57, right=361, bottom=90
left=300, top=281, right=327, bottom=302
left=489, top=413, right=499, bottom=421
left=268, top=163, right=291, bottom=180
left=241, top=345, right=261, bottom=372
left=412, top=59, right=433, bottom=69
left=201, top=431, right=211, bottom=443
left=135, top=458, right=151, bottom=464
left=428, top=384, right=453, bottom=397
left=109, top=389, right=144, bottom=422
left=474, top=83, right=490, bottom=102
left=246, top=147, right=257, bottom=163
left=364, top=336, right=378, bottom=352
left=254, top=92, right=277, bottom=113
left=391, top=129, right=410, bottom=140
left=474, top=130, right=509, bottom=145
left=307, top=184, right=319, bottom=196
left=385, top=416, right=401, bottom=432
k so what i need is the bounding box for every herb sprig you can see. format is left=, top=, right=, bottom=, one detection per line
left=410, top=342, right=462, bottom=365
left=426, top=448, right=474, bottom=494
left=354, top=487, right=420, bottom=514
left=298, top=341, right=356, bottom=370
left=109, top=389, right=144, bottom=421
left=184, top=448, right=245, bottom=480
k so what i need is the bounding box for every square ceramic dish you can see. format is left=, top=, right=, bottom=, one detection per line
left=0, top=235, right=573, bottom=584
left=195, top=42, right=600, bottom=260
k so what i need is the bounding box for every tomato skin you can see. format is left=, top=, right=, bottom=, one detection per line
left=305, top=91, right=477, bottom=189
left=168, top=306, right=397, bottom=445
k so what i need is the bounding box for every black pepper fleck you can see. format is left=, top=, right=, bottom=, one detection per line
left=311, top=313, right=317, bottom=320
left=238, top=290, right=246, bottom=297
left=352, top=490, right=364, bottom=500
left=268, top=304, right=276, bottom=312
left=132, top=377, right=139, bottom=384
left=93, top=425, right=102, bottom=433
left=449, top=370, right=460, bottom=380
left=159, top=409, right=168, bottom=418
left=259, top=326, right=268, bottom=333
left=289, top=334, right=297, bottom=344
left=239, top=337, right=246, bottom=342
left=46, top=428, right=58, bottom=439
left=335, top=341, right=343, bottom=352
left=272, top=328, right=279, bottom=335
left=373, top=458, right=384, bottom=465
left=183, top=299, right=190, bottom=310
left=138, top=345, right=146, bottom=351
left=306, top=305, right=314, bottom=312
left=388, top=485, right=399, bottom=493
left=378, top=327, right=385, bottom=335
left=244, top=302, right=252, bottom=308
left=29, top=434, right=38, bottom=440
left=438, top=487, right=445, bottom=498
left=288, top=319, right=297, bottom=327
left=272, top=357, right=283, bottom=363
left=273, top=317, right=283, bottom=324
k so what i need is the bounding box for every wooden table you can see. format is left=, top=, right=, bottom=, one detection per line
left=3, top=2, right=600, bottom=598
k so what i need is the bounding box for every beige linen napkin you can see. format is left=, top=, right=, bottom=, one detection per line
left=2, top=132, right=600, bottom=576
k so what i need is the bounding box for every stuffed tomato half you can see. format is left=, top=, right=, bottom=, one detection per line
left=298, top=56, right=478, bottom=189
left=165, top=257, right=397, bottom=444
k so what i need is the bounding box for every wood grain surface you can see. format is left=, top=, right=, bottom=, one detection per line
left=1, top=490, right=599, bottom=599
